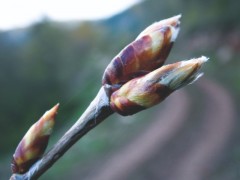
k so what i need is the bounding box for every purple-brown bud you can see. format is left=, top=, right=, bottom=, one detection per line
left=11, top=104, right=59, bottom=174
left=110, top=56, right=208, bottom=116
left=102, top=15, right=181, bottom=94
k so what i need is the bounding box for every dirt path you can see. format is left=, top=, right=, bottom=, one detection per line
left=87, top=90, right=190, bottom=180
left=71, top=78, right=235, bottom=180
left=169, top=78, right=235, bottom=180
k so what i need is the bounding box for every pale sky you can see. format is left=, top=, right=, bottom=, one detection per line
left=0, top=0, right=140, bottom=30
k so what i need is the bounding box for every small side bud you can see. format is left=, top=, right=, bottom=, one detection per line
left=11, top=104, right=59, bottom=174
left=110, top=57, right=208, bottom=116
left=102, top=15, right=181, bottom=95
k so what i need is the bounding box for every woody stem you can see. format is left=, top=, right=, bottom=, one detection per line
left=10, top=87, right=114, bottom=180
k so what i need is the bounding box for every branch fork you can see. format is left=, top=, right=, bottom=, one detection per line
left=10, top=15, right=208, bottom=179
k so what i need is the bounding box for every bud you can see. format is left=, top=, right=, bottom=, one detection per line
left=102, top=15, right=181, bottom=94
left=11, top=104, right=59, bottom=174
left=136, top=15, right=181, bottom=39
left=110, top=57, right=208, bottom=116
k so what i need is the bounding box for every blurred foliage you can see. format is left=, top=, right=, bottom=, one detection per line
left=0, top=0, right=240, bottom=179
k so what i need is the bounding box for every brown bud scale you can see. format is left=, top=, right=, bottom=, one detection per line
left=11, top=104, right=59, bottom=174
left=110, top=76, right=172, bottom=116
left=109, top=56, right=208, bottom=116
left=110, top=96, right=146, bottom=116
left=102, top=15, right=181, bottom=95
left=11, top=135, right=49, bottom=174
left=103, top=27, right=174, bottom=87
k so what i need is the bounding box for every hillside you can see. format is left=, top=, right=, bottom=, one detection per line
left=1, top=0, right=240, bottom=179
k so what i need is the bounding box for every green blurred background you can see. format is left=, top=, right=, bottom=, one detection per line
left=1, top=0, right=240, bottom=179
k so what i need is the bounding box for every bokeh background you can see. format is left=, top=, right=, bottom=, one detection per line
left=1, top=0, right=240, bottom=179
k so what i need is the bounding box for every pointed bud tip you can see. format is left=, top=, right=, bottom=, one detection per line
left=160, top=56, right=209, bottom=90
left=174, top=14, right=182, bottom=20
left=52, top=103, right=60, bottom=112
left=137, top=15, right=181, bottom=40
left=199, top=56, right=209, bottom=63
left=49, top=103, right=60, bottom=114
left=43, top=103, right=60, bottom=120
left=159, top=14, right=181, bottom=27
left=168, top=15, right=181, bottom=42
left=167, top=14, right=181, bottom=25
left=180, top=56, right=209, bottom=67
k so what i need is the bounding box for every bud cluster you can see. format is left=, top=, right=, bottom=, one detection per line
left=102, top=15, right=208, bottom=116
left=102, top=15, right=181, bottom=95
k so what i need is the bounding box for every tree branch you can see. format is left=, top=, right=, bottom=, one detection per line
left=10, top=87, right=114, bottom=180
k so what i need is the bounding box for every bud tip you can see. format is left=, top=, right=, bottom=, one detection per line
left=169, top=14, right=181, bottom=42
left=173, top=14, right=182, bottom=20
left=44, top=103, right=60, bottom=120
left=199, top=56, right=209, bottom=63
left=52, top=103, right=60, bottom=112
left=180, top=56, right=209, bottom=67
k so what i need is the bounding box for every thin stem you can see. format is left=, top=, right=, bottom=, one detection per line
left=10, top=87, right=114, bottom=180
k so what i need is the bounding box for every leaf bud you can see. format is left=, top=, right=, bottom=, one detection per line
left=11, top=104, right=59, bottom=174
left=110, top=57, right=208, bottom=116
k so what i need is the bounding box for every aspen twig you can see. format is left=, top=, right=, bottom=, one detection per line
left=10, top=87, right=114, bottom=180
left=10, top=15, right=208, bottom=180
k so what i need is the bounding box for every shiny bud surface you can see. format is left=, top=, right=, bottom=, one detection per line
left=110, top=57, right=208, bottom=116
left=102, top=15, right=181, bottom=95
left=11, top=104, right=59, bottom=174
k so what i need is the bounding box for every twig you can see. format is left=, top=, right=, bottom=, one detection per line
left=10, top=16, right=208, bottom=180
left=10, top=87, right=114, bottom=180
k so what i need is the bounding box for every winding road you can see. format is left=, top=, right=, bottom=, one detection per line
left=87, top=89, right=190, bottom=180
left=70, top=77, right=236, bottom=180
left=168, top=78, right=235, bottom=180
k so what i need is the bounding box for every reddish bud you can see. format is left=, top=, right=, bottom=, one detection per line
left=11, top=104, right=59, bottom=174
left=110, top=57, right=208, bottom=116
left=102, top=15, right=181, bottom=94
